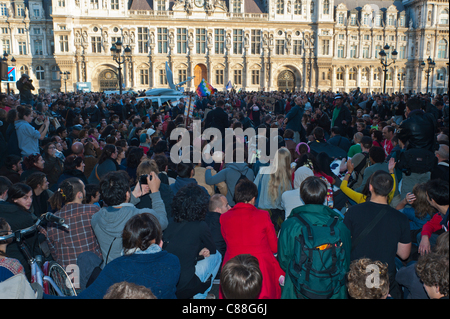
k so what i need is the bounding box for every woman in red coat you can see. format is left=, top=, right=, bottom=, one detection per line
left=220, top=179, right=285, bottom=299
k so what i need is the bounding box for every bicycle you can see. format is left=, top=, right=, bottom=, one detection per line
left=0, top=212, right=77, bottom=297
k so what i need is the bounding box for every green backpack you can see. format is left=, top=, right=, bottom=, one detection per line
left=288, top=215, right=347, bottom=299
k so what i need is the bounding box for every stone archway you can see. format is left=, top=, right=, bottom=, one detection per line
left=277, top=69, right=296, bottom=92
left=194, top=64, right=207, bottom=87
left=98, top=69, right=119, bottom=91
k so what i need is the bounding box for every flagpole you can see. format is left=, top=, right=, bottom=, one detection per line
left=185, top=93, right=192, bottom=127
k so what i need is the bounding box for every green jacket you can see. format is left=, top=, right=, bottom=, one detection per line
left=277, top=204, right=352, bottom=299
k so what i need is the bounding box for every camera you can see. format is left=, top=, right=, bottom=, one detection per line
left=139, top=174, right=152, bottom=185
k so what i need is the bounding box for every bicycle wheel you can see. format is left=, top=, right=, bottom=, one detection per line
left=46, top=261, right=77, bottom=296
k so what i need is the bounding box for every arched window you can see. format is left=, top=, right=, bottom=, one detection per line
left=36, top=65, right=44, bottom=80
left=337, top=67, right=344, bottom=80
left=438, top=39, right=447, bottom=59
left=19, top=65, right=28, bottom=76
left=361, top=67, right=369, bottom=81
left=437, top=68, right=446, bottom=81
left=397, top=68, right=406, bottom=81
left=349, top=67, right=357, bottom=80
left=440, top=9, right=449, bottom=24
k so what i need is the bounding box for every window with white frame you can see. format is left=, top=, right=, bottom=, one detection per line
left=438, top=39, right=447, bottom=59
left=233, top=29, right=243, bottom=55
left=322, top=40, right=329, bottom=55
left=138, top=27, right=149, bottom=54
left=215, top=69, right=224, bottom=85
left=34, top=40, right=43, bottom=55
left=252, top=70, right=259, bottom=85
left=178, top=69, right=187, bottom=83
left=140, top=69, right=149, bottom=85
left=293, top=40, right=302, bottom=55
left=362, top=46, right=370, bottom=58
left=159, top=69, right=167, bottom=85
left=336, top=67, right=344, bottom=80
left=234, top=69, right=242, bottom=85
left=276, top=0, right=284, bottom=14
left=196, top=28, right=206, bottom=54
left=294, top=0, right=301, bottom=15
left=158, top=28, right=168, bottom=54
left=338, top=13, right=344, bottom=24
left=177, top=28, right=187, bottom=54
left=18, top=41, right=27, bottom=55
left=36, top=65, right=45, bottom=80
left=276, top=40, right=285, bottom=55
left=323, top=0, right=329, bottom=15
left=60, top=35, right=68, bottom=52
left=440, top=9, right=449, bottom=24
left=91, top=37, right=102, bottom=53
left=215, top=29, right=225, bottom=54
left=90, top=0, right=99, bottom=9
left=0, top=3, right=8, bottom=16
left=251, top=30, right=261, bottom=55
left=111, top=0, right=119, bottom=10
left=233, top=0, right=242, bottom=13
left=337, top=45, right=345, bottom=58
left=157, top=0, right=165, bottom=10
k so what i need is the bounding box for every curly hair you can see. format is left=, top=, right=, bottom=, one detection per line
left=415, top=252, right=449, bottom=298
left=347, top=258, right=390, bottom=299
left=171, top=184, right=209, bottom=223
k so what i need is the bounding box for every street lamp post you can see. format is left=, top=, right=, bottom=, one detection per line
left=60, top=71, right=70, bottom=93
left=110, top=40, right=132, bottom=95
left=420, top=57, right=436, bottom=95
left=379, top=44, right=398, bottom=94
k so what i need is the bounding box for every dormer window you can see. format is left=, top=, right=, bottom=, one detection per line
left=323, top=0, right=329, bottom=15
left=156, top=0, right=165, bottom=11
left=276, top=0, right=284, bottom=15
left=233, top=0, right=242, bottom=13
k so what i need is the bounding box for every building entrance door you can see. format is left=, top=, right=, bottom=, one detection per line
left=194, top=64, right=207, bottom=87
left=99, top=69, right=118, bottom=91
left=277, top=70, right=296, bottom=92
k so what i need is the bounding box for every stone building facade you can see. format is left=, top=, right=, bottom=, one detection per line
left=0, top=0, right=448, bottom=94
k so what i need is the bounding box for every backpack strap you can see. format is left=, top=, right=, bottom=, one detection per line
left=294, top=214, right=313, bottom=241
left=351, top=209, right=387, bottom=251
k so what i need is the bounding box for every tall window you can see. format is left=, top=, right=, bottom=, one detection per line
left=336, top=67, right=344, bottom=80
left=252, top=70, right=260, bottom=85
left=337, top=45, right=345, bottom=58
left=158, top=28, right=168, bottom=54
left=17, top=4, right=25, bottom=16
left=90, top=0, right=99, bottom=9
left=0, top=3, right=8, bottom=16
left=388, top=15, right=394, bottom=26
left=363, top=14, right=370, bottom=25
left=323, top=0, right=329, bottom=15
left=157, top=0, right=165, bottom=10
left=196, top=28, right=206, bottom=54
left=294, top=0, right=301, bottom=15
left=215, top=29, right=225, bottom=54
left=438, top=39, right=447, bottom=59
left=350, top=45, right=357, bottom=58
left=375, top=45, right=382, bottom=58
left=293, top=40, right=302, bottom=55
left=91, top=37, right=102, bottom=53
left=234, top=69, right=242, bottom=85
left=111, top=0, right=119, bottom=10
left=350, top=14, right=357, bottom=25
left=233, top=0, right=242, bottom=13
left=177, top=28, right=187, bottom=54
left=36, top=66, right=45, bottom=80
left=58, top=0, right=65, bottom=6
left=398, top=68, right=406, bottom=81
left=361, top=67, right=369, bottom=81
left=440, top=9, right=449, bottom=24
left=251, top=30, right=261, bottom=55
left=349, top=67, right=357, bottom=80
left=60, top=35, right=68, bottom=52
left=140, top=69, right=149, bottom=85
left=34, top=40, right=43, bottom=55
left=338, top=13, right=344, bottom=24
left=138, top=27, right=149, bottom=54
left=362, top=46, right=370, bottom=58
left=276, top=0, right=284, bottom=14
left=398, top=46, right=406, bottom=59
left=18, top=41, right=27, bottom=55
left=215, top=69, right=224, bottom=85
left=159, top=69, right=167, bottom=85
left=178, top=69, right=187, bottom=83
left=322, top=40, right=329, bottom=55
left=233, top=29, right=243, bottom=55
left=276, top=40, right=285, bottom=55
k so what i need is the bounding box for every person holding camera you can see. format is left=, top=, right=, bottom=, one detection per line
left=16, top=74, right=35, bottom=106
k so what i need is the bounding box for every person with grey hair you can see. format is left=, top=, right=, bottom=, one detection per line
left=431, top=144, right=449, bottom=182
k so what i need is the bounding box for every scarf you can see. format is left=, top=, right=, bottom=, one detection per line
left=331, top=106, right=340, bottom=127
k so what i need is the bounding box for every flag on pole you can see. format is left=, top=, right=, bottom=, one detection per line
left=226, top=80, right=232, bottom=90
left=196, top=78, right=216, bottom=97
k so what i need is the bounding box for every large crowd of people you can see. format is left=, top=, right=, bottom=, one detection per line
left=0, top=80, right=448, bottom=300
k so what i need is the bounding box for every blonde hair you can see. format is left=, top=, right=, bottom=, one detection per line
left=268, top=148, right=292, bottom=204
left=136, top=159, right=160, bottom=177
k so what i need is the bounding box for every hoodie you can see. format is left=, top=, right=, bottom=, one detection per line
left=170, top=176, right=209, bottom=196
left=205, top=162, right=255, bottom=206
left=14, top=120, right=41, bottom=157
left=90, top=192, right=168, bottom=266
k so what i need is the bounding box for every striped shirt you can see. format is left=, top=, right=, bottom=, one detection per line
left=47, top=203, right=102, bottom=269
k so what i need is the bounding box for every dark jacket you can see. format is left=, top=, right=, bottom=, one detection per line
left=56, top=169, right=89, bottom=188
left=16, top=79, right=34, bottom=105
left=0, top=202, right=42, bottom=280
left=396, top=109, right=437, bottom=152
left=135, top=183, right=174, bottom=223
left=332, top=105, right=352, bottom=137
left=204, top=107, right=229, bottom=137
left=285, top=104, right=304, bottom=133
